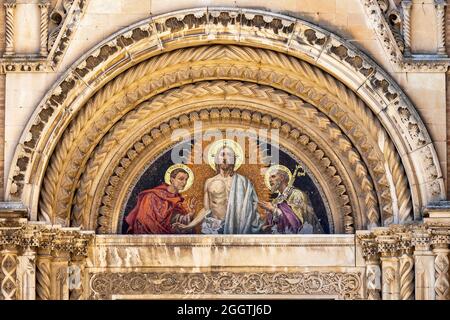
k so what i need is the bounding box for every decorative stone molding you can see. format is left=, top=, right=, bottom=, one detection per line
left=0, top=0, right=87, bottom=72
left=6, top=9, right=443, bottom=229
left=358, top=204, right=450, bottom=300
left=48, top=48, right=408, bottom=232
left=0, top=203, right=94, bottom=300
left=361, top=0, right=450, bottom=70
left=89, top=270, right=363, bottom=300
left=88, top=102, right=363, bottom=234
left=1, top=4, right=449, bottom=73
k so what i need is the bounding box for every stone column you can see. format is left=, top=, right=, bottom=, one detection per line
left=398, top=233, right=414, bottom=300
left=3, top=0, right=16, bottom=56
left=38, top=0, right=50, bottom=57
left=376, top=231, right=400, bottom=300
left=412, top=227, right=435, bottom=300
left=431, top=231, right=450, bottom=300
left=0, top=245, right=18, bottom=300
left=36, top=247, right=52, bottom=300
left=16, top=247, right=36, bottom=300
left=435, top=0, right=447, bottom=55
left=401, top=0, right=412, bottom=56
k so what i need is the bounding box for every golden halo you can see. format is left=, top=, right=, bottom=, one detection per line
left=207, top=139, right=244, bottom=171
left=264, top=165, right=293, bottom=191
left=164, top=164, right=194, bottom=193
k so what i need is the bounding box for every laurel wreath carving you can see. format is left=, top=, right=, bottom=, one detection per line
left=39, top=45, right=411, bottom=229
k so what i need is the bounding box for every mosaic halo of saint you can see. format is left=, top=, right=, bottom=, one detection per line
left=122, top=138, right=329, bottom=235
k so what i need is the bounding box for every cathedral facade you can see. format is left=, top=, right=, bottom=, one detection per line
left=0, top=0, right=449, bottom=300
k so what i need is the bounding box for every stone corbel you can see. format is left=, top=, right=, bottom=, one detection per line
left=435, top=0, right=447, bottom=55
left=3, top=0, right=16, bottom=56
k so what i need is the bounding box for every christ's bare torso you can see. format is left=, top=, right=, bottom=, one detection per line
left=204, top=174, right=234, bottom=220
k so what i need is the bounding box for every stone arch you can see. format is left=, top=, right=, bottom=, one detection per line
left=6, top=7, right=444, bottom=229
left=74, top=81, right=377, bottom=233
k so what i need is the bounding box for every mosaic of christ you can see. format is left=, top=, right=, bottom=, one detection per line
left=121, top=137, right=330, bottom=235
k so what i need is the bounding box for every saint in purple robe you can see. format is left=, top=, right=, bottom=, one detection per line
left=267, top=202, right=302, bottom=234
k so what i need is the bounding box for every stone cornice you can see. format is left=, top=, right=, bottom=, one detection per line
left=1, top=3, right=449, bottom=73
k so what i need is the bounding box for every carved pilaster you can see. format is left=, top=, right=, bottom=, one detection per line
left=51, top=249, right=70, bottom=300
left=412, top=227, right=435, bottom=300
left=50, top=230, right=75, bottom=300
left=377, top=231, right=400, bottom=300
left=38, top=0, right=50, bottom=57
left=3, top=0, right=16, bottom=56
left=357, top=233, right=381, bottom=300
left=435, top=0, right=447, bottom=55
left=401, top=1, right=412, bottom=56
left=69, top=235, right=91, bottom=300
left=431, top=231, right=450, bottom=300
left=0, top=245, right=18, bottom=300
left=16, top=248, right=36, bottom=300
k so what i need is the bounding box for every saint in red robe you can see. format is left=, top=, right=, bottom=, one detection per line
left=124, top=183, right=190, bottom=234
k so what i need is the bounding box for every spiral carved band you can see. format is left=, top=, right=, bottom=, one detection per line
left=38, top=45, right=412, bottom=233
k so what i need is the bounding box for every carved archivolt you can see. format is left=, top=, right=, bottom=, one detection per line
left=83, top=98, right=366, bottom=233
left=7, top=9, right=443, bottom=227
left=36, top=45, right=411, bottom=231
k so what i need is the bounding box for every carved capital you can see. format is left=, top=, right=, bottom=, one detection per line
left=357, top=233, right=380, bottom=261
left=375, top=230, right=400, bottom=258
